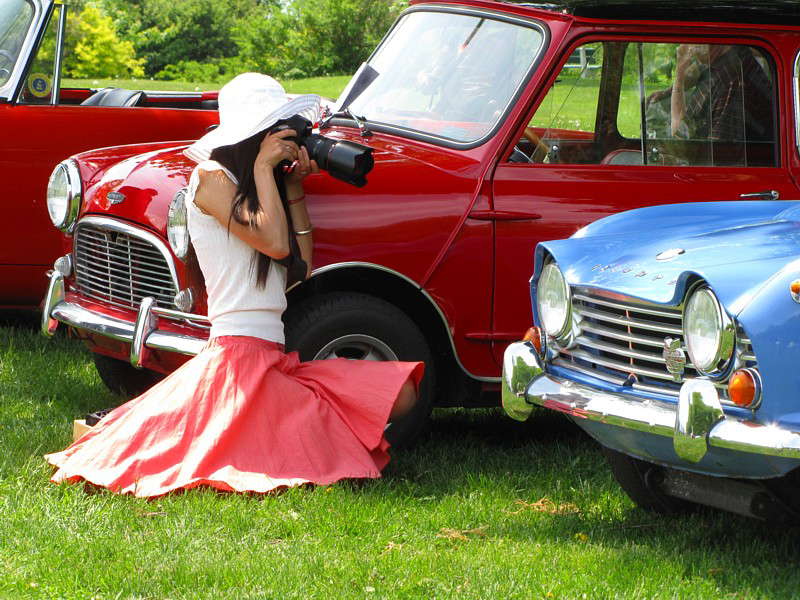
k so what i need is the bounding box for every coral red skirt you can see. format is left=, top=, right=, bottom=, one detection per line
left=46, top=336, right=424, bottom=498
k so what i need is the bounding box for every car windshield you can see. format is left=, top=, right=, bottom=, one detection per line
left=345, top=10, right=545, bottom=144
left=0, top=0, right=33, bottom=86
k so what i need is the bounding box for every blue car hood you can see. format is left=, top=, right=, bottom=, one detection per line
left=538, top=201, right=800, bottom=312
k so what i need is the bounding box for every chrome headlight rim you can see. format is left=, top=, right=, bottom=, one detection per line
left=167, top=187, right=190, bottom=261
left=682, top=283, right=736, bottom=377
left=46, top=159, right=81, bottom=233
left=536, top=259, right=572, bottom=343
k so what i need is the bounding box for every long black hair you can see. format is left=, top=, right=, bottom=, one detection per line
left=186, top=130, right=305, bottom=291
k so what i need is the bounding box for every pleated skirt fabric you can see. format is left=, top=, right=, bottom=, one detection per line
left=45, top=336, right=424, bottom=498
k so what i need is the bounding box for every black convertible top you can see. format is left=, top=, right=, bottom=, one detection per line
left=505, top=0, right=800, bottom=26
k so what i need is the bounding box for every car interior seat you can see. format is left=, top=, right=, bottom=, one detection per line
left=80, top=87, right=147, bottom=107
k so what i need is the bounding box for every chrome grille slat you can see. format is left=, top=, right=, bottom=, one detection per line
left=576, top=335, right=672, bottom=365
left=574, top=305, right=683, bottom=335
left=75, top=264, right=169, bottom=287
left=76, top=276, right=174, bottom=299
left=579, top=321, right=669, bottom=348
left=73, top=221, right=178, bottom=315
left=573, top=293, right=682, bottom=317
left=562, top=347, right=678, bottom=381
left=78, top=233, right=164, bottom=252
left=75, top=247, right=170, bottom=272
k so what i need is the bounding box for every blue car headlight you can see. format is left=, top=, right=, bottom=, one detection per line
left=683, top=285, right=735, bottom=376
left=537, top=260, right=571, bottom=342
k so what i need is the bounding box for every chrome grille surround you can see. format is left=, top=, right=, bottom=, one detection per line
left=551, top=287, right=757, bottom=404
left=73, top=216, right=180, bottom=315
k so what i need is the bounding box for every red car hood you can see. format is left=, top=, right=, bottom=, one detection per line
left=76, top=129, right=482, bottom=237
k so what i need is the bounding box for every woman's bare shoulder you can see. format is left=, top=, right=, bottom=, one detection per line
left=195, top=168, right=236, bottom=216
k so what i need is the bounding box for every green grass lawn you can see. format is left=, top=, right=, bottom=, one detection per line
left=64, top=75, right=352, bottom=101
left=2, top=311, right=800, bottom=598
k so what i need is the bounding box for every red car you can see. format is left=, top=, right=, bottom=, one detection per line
left=41, top=0, right=800, bottom=445
left=2, top=0, right=218, bottom=307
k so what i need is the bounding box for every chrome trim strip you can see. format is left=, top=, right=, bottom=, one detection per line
left=306, top=261, right=499, bottom=382
left=502, top=341, right=800, bottom=460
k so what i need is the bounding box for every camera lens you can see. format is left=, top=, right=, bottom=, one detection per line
left=305, top=134, right=374, bottom=188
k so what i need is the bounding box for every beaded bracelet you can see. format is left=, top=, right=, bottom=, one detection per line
left=287, top=194, right=306, bottom=205
left=294, top=225, right=313, bottom=236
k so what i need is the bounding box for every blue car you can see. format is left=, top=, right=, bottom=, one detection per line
left=503, top=200, right=800, bottom=522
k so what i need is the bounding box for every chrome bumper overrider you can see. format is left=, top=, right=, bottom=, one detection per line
left=502, top=341, right=800, bottom=463
left=41, top=270, right=207, bottom=366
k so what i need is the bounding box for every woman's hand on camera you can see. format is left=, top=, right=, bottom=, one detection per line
left=256, top=129, right=299, bottom=171
left=285, top=146, right=320, bottom=187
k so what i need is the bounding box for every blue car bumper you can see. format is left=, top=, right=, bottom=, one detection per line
left=503, top=341, right=800, bottom=479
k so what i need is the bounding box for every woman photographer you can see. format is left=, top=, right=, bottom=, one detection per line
left=46, top=74, right=423, bottom=497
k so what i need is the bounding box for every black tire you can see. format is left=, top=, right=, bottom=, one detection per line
left=92, top=352, right=163, bottom=397
left=284, top=292, right=435, bottom=449
left=602, top=446, right=693, bottom=515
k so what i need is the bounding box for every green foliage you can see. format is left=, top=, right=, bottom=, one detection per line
left=64, top=3, right=143, bottom=78
left=97, top=0, right=409, bottom=83
left=236, top=0, right=407, bottom=79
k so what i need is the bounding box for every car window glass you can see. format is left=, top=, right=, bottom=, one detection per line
left=346, top=11, right=544, bottom=144
left=512, top=41, right=776, bottom=167
left=518, top=42, right=606, bottom=164
left=0, top=0, right=33, bottom=87
left=19, top=3, right=59, bottom=105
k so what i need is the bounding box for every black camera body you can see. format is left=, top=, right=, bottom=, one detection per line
left=270, top=115, right=374, bottom=187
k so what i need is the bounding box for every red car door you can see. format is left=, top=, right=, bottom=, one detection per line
left=490, top=36, right=800, bottom=366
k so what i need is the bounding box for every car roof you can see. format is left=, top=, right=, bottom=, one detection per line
left=503, top=0, right=800, bottom=26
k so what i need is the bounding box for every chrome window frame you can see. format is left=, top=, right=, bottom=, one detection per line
left=795, top=49, right=800, bottom=158
left=0, top=0, right=47, bottom=101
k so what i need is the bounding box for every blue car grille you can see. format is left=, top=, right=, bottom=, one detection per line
left=552, top=289, right=757, bottom=402
left=73, top=222, right=178, bottom=313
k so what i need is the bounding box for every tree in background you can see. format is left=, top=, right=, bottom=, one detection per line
left=63, top=3, right=143, bottom=78
left=236, top=0, right=407, bottom=79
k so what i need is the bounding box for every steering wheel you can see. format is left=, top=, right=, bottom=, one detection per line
left=521, top=127, right=551, bottom=163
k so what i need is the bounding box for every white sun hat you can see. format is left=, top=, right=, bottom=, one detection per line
left=184, top=73, right=321, bottom=163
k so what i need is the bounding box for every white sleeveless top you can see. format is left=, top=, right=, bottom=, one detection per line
left=185, top=160, right=288, bottom=344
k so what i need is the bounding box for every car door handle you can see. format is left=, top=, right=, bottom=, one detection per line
left=740, top=190, right=779, bottom=200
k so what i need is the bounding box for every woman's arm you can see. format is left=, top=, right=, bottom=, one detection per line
left=284, top=146, right=319, bottom=278
left=195, top=129, right=302, bottom=259
left=670, top=44, right=694, bottom=137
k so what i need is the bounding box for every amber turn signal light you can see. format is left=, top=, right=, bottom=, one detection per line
left=791, top=280, right=800, bottom=303
left=728, top=369, right=760, bottom=408
left=523, top=326, right=544, bottom=355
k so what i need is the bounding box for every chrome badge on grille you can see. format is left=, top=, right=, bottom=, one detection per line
left=663, top=337, right=686, bottom=382
left=107, top=191, right=126, bottom=205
